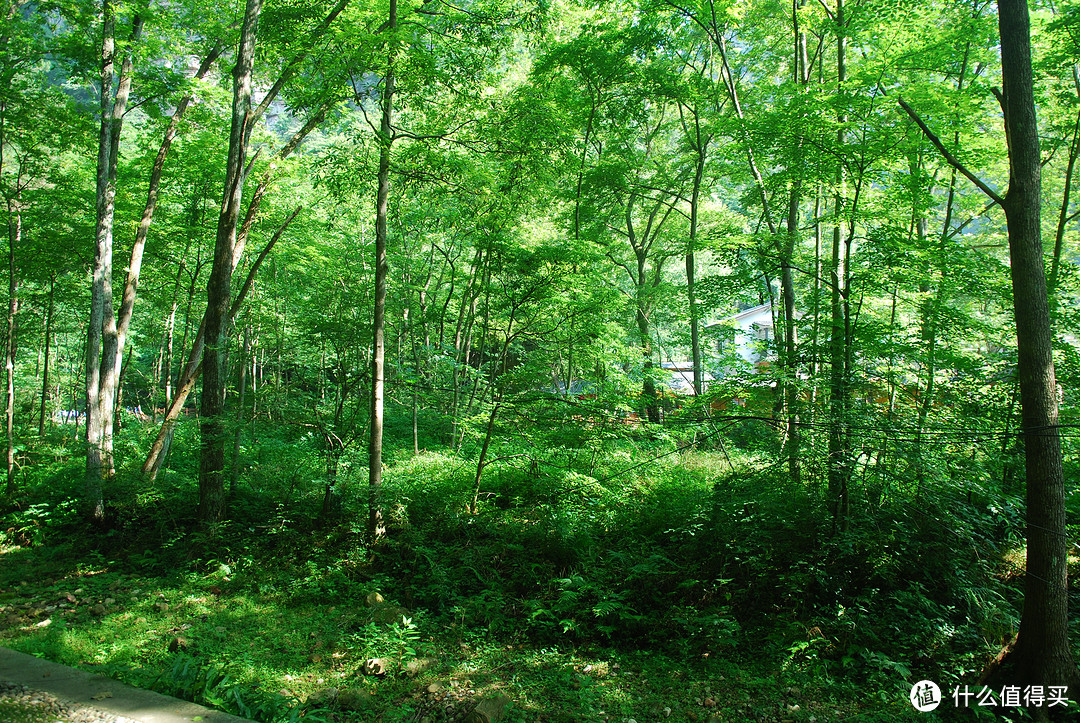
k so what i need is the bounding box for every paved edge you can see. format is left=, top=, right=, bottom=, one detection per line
left=0, top=647, right=254, bottom=723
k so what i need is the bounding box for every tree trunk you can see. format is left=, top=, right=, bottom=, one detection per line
left=143, top=208, right=296, bottom=482
left=4, top=192, right=18, bottom=496
left=229, top=325, right=251, bottom=495
left=38, top=273, right=54, bottom=436
left=109, top=43, right=222, bottom=436
left=367, top=0, right=396, bottom=544
left=1049, top=106, right=1080, bottom=299
left=470, top=397, right=501, bottom=515
left=986, top=0, right=1080, bottom=701
left=827, top=0, right=850, bottom=533
left=686, top=122, right=706, bottom=399
left=86, top=10, right=141, bottom=520
left=782, top=179, right=801, bottom=487
left=85, top=0, right=119, bottom=521
left=160, top=259, right=186, bottom=415
left=199, top=0, right=261, bottom=525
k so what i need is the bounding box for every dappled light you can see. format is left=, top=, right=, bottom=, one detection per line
left=4, top=0, right=1080, bottom=719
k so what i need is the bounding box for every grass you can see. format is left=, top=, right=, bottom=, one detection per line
left=0, top=524, right=929, bottom=721
left=0, top=424, right=1068, bottom=722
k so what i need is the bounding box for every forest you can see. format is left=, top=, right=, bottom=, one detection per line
left=2, top=0, right=1080, bottom=720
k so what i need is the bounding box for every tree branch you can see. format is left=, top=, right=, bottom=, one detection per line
left=898, top=97, right=1005, bottom=206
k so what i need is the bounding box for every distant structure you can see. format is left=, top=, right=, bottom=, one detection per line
left=707, top=302, right=776, bottom=370
left=659, top=360, right=715, bottom=395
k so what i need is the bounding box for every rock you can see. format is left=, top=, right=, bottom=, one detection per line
left=405, top=657, right=437, bottom=677
left=361, top=657, right=392, bottom=676
left=465, top=693, right=512, bottom=723
left=337, top=688, right=373, bottom=711
left=307, top=687, right=339, bottom=706
left=365, top=592, right=385, bottom=606
left=373, top=605, right=410, bottom=625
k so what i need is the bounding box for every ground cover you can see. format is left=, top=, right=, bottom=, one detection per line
left=0, top=542, right=920, bottom=722
left=0, top=430, right=1068, bottom=721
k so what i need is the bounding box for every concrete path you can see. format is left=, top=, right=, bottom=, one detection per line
left=0, top=647, right=253, bottom=723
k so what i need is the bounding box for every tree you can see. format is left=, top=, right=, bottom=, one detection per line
left=84, top=1, right=140, bottom=520
left=367, top=0, right=396, bottom=543
left=902, top=0, right=1080, bottom=707
left=195, top=0, right=349, bottom=524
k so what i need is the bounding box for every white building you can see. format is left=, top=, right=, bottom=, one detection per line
left=660, top=360, right=716, bottom=395
left=708, top=302, right=776, bottom=368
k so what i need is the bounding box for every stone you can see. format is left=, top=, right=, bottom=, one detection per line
left=373, top=605, right=410, bottom=625
left=361, top=658, right=392, bottom=676
left=405, top=657, right=437, bottom=677
left=337, top=688, right=373, bottom=711
left=465, top=694, right=512, bottom=723
left=307, top=687, right=339, bottom=706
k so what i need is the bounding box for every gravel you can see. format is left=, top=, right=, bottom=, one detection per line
left=0, top=681, right=141, bottom=723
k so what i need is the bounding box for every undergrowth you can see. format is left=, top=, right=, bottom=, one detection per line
left=0, top=417, right=1069, bottom=722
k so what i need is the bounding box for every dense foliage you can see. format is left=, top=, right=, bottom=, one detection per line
left=3, top=0, right=1080, bottom=719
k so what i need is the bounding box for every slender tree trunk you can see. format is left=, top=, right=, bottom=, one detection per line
left=686, top=124, right=706, bottom=398
left=229, top=325, right=251, bottom=495
left=113, top=346, right=131, bottom=433
left=1049, top=107, right=1080, bottom=298
left=636, top=291, right=660, bottom=424
left=470, top=397, right=501, bottom=515
left=367, top=0, right=396, bottom=544
left=827, top=0, right=850, bottom=533
left=782, top=179, right=801, bottom=487
left=161, top=260, right=186, bottom=411
left=199, top=0, right=261, bottom=525
left=450, top=247, right=482, bottom=446
left=38, top=273, right=54, bottom=436
left=109, top=44, right=222, bottom=436
left=85, top=0, right=118, bottom=521
left=4, top=193, right=18, bottom=496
